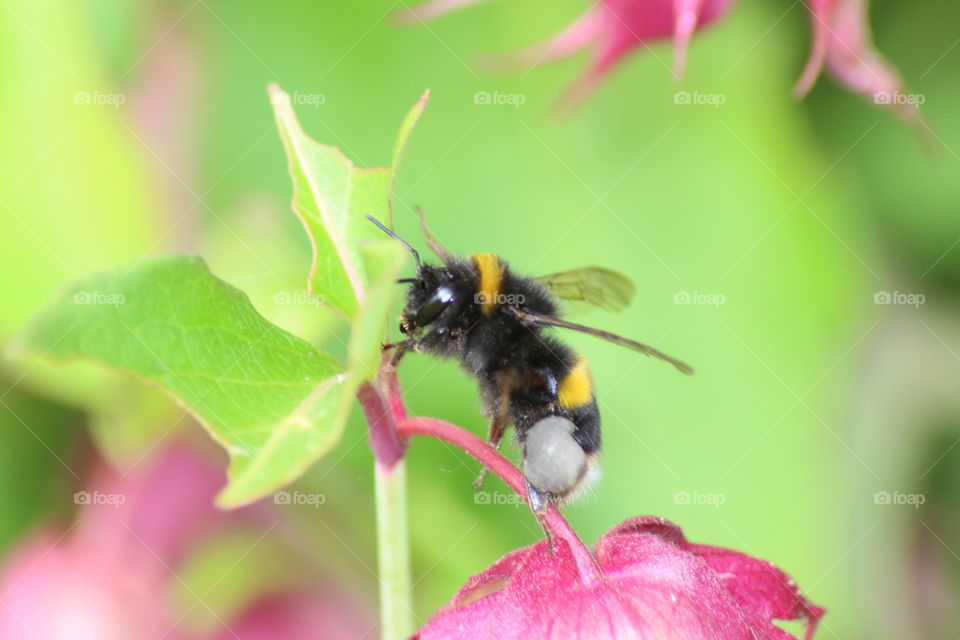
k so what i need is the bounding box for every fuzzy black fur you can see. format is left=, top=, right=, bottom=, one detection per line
left=399, top=257, right=601, bottom=457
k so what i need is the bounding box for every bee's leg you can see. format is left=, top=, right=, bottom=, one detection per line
left=381, top=338, right=419, bottom=370
left=472, top=410, right=509, bottom=490
left=524, top=477, right=555, bottom=552
left=383, top=342, right=406, bottom=369
left=525, top=477, right=549, bottom=514
left=472, top=373, right=513, bottom=490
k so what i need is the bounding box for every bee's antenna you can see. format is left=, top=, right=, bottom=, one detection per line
left=365, top=215, right=422, bottom=272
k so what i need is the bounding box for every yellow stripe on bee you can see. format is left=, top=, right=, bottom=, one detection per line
left=472, top=253, right=503, bottom=315
left=558, top=356, right=593, bottom=409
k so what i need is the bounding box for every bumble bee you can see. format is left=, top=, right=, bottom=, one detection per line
left=369, top=214, right=693, bottom=514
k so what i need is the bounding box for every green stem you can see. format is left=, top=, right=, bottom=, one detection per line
left=374, top=459, right=412, bottom=640
left=358, top=380, right=412, bottom=640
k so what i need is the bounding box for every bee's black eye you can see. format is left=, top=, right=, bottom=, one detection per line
left=413, top=285, right=455, bottom=327
left=398, top=321, right=408, bottom=335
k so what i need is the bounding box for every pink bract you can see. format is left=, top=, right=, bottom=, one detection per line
left=398, top=0, right=918, bottom=118
left=414, top=516, right=824, bottom=640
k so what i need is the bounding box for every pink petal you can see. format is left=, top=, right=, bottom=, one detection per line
left=673, top=0, right=708, bottom=78
left=794, top=0, right=919, bottom=123
left=0, top=535, right=177, bottom=640
left=0, top=442, right=371, bottom=640
left=688, top=545, right=825, bottom=624
left=415, top=539, right=583, bottom=639
left=824, top=0, right=921, bottom=122
left=213, top=592, right=372, bottom=640
left=560, top=0, right=736, bottom=108
left=394, top=0, right=492, bottom=25
left=795, top=0, right=839, bottom=96
left=75, top=443, right=235, bottom=566
left=399, top=0, right=917, bottom=118
left=601, top=517, right=824, bottom=639
left=417, top=515, right=825, bottom=640
left=481, top=9, right=601, bottom=73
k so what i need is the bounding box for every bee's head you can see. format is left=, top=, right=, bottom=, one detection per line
left=398, top=265, right=469, bottom=335
left=363, top=215, right=468, bottom=337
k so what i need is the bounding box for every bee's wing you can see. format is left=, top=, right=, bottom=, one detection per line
left=534, top=267, right=636, bottom=315
left=508, top=306, right=694, bottom=375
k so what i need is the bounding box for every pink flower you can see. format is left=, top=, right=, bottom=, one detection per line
left=397, top=0, right=918, bottom=118
left=413, top=516, right=824, bottom=640
left=210, top=593, right=374, bottom=640
left=0, top=533, right=176, bottom=640
left=806, top=0, right=922, bottom=123
left=0, top=443, right=371, bottom=640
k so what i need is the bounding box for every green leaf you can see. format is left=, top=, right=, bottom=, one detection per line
left=269, top=84, right=428, bottom=318
left=270, top=83, right=425, bottom=390
left=389, top=89, right=430, bottom=227
left=348, top=240, right=410, bottom=384
left=12, top=255, right=352, bottom=507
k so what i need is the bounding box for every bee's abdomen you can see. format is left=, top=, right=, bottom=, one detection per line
left=565, top=401, right=601, bottom=456
left=512, top=394, right=601, bottom=458
left=557, top=355, right=593, bottom=410
left=555, top=353, right=600, bottom=454
left=509, top=349, right=601, bottom=457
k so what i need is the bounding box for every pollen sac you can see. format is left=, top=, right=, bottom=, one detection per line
left=522, top=416, right=587, bottom=496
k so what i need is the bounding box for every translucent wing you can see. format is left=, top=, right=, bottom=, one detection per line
left=509, top=307, right=694, bottom=375
left=535, top=267, right=636, bottom=315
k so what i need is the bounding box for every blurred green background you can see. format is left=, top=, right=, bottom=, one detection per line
left=2, top=0, right=960, bottom=638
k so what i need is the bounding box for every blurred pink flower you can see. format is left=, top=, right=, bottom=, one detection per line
left=812, top=0, right=921, bottom=122
left=0, top=533, right=176, bottom=640
left=398, top=0, right=918, bottom=118
left=0, top=443, right=371, bottom=640
left=211, top=592, right=374, bottom=640
left=413, top=516, right=824, bottom=640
